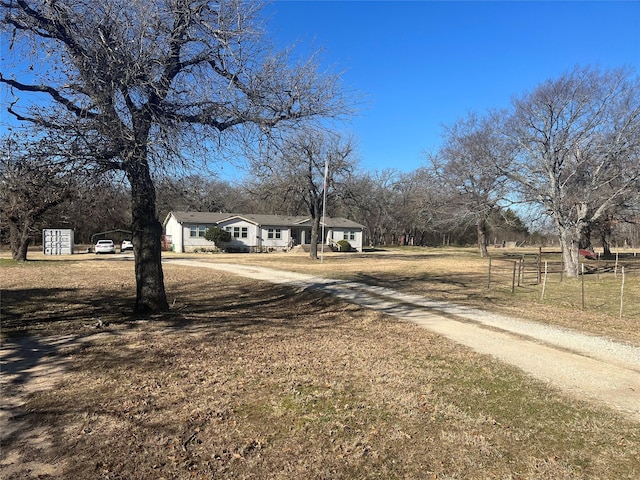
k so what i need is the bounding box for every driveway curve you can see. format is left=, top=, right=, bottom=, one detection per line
left=166, top=259, right=640, bottom=421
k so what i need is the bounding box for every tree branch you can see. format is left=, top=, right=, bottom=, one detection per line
left=1, top=74, right=97, bottom=119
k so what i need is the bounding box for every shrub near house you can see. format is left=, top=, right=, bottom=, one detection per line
left=336, top=240, right=352, bottom=252
left=205, top=227, right=232, bottom=249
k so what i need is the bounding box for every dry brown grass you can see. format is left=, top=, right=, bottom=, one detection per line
left=2, top=254, right=640, bottom=479
left=161, top=246, right=640, bottom=345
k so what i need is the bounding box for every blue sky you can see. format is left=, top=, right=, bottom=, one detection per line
left=261, top=0, right=640, bottom=175
left=2, top=1, right=638, bottom=181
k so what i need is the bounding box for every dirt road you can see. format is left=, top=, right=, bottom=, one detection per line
left=167, top=259, right=640, bottom=421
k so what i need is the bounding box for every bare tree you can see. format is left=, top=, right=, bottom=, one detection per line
left=339, top=168, right=451, bottom=248
left=155, top=175, right=254, bottom=219
left=1, top=135, right=80, bottom=260
left=591, top=187, right=640, bottom=256
left=337, top=169, right=397, bottom=247
left=505, top=66, right=640, bottom=277
left=63, top=176, right=132, bottom=244
left=386, top=168, right=442, bottom=247
left=252, top=129, right=357, bottom=259
left=429, top=111, right=511, bottom=257
left=1, top=0, right=350, bottom=312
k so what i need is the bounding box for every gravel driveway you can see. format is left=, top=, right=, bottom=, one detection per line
left=167, top=259, right=640, bottom=421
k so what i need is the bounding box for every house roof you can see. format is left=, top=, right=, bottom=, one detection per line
left=164, top=211, right=364, bottom=229
left=164, top=211, right=231, bottom=225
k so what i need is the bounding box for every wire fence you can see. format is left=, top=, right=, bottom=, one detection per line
left=487, top=251, right=640, bottom=319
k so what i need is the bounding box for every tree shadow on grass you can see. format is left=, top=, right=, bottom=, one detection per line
left=0, top=279, right=362, bottom=475
left=1, top=287, right=137, bottom=336
left=352, top=271, right=487, bottom=300
left=332, top=250, right=478, bottom=264
left=1, top=333, right=93, bottom=453
left=1, top=286, right=141, bottom=440
left=162, top=281, right=353, bottom=335
left=0, top=278, right=353, bottom=401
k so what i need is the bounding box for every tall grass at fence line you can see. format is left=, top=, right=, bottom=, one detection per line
left=486, top=255, right=640, bottom=320
left=536, top=270, right=637, bottom=318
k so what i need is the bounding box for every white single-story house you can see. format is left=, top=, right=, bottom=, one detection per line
left=163, top=211, right=365, bottom=253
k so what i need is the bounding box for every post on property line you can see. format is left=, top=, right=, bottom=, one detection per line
left=511, top=261, right=517, bottom=293
left=537, top=246, right=542, bottom=284
left=581, top=263, right=585, bottom=310
left=487, top=257, right=492, bottom=289
left=517, top=256, right=523, bottom=287
left=619, top=266, right=625, bottom=320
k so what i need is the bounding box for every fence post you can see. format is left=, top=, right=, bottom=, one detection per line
left=541, top=261, right=548, bottom=301
left=537, top=247, right=542, bottom=284
left=487, top=257, right=492, bottom=289
left=517, top=256, right=523, bottom=287
left=619, top=266, right=625, bottom=319
left=511, top=261, right=517, bottom=293
left=581, top=263, right=585, bottom=309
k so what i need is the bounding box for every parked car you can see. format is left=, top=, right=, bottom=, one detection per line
left=95, top=239, right=116, bottom=254
left=121, top=239, right=133, bottom=252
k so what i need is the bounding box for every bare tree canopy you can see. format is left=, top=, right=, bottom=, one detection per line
left=155, top=175, right=256, bottom=220
left=505, top=66, right=640, bottom=276
left=429, top=111, right=511, bottom=257
left=0, top=134, right=83, bottom=260
left=1, top=0, right=351, bottom=312
left=251, top=128, right=357, bottom=259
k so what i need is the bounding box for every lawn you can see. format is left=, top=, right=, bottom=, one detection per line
left=1, top=250, right=639, bottom=479
left=163, top=246, right=640, bottom=345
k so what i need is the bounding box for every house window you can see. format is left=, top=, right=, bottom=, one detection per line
left=267, top=228, right=281, bottom=239
left=190, top=225, right=207, bottom=237
left=223, top=226, right=247, bottom=239
left=343, top=230, right=355, bottom=241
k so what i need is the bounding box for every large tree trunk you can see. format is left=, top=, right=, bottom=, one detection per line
left=557, top=223, right=580, bottom=278
left=127, top=158, right=169, bottom=314
left=308, top=196, right=324, bottom=260
left=579, top=221, right=593, bottom=251
left=9, top=220, right=31, bottom=261
left=600, top=217, right=613, bottom=257
left=309, top=215, right=320, bottom=260
left=601, top=228, right=612, bottom=257
left=477, top=217, right=489, bottom=258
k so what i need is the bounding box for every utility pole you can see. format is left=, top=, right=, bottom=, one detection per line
left=320, top=158, right=329, bottom=263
